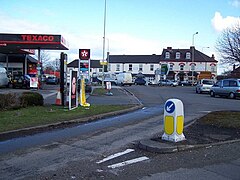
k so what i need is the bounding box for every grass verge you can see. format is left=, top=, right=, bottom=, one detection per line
left=200, top=111, right=240, bottom=129
left=0, top=104, right=134, bottom=133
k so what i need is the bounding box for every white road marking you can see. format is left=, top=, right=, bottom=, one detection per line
left=107, top=156, right=149, bottom=169
left=42, top=92, right=57, bottom=99
left=96, top=149, right=134, bottom=164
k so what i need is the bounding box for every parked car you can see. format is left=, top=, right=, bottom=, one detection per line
left=195, top=79, right=215, bottom=94
left=46, top=75, right=59, bottom=85
left=12, top=74, right=31, bottom=89
left=159, top=79, right=178, bottom=87
left=77, top=78, right=92, bottom=93
left=179, top=80, right=192, bottom=86
left=116, top=72, right=133, bottom=86
left=134, top=78, right=146, bottom=85
left=210, top=78, right=240, bottom=99
left=85, top=78, right=92, bottom=93
left=0, top=66, right=9, bottom=87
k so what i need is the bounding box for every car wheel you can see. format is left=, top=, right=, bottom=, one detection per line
left=229, top=92, right=235, bottom=99
left=210, top=91, right=215, bottom=97
left=195, top=88, right=198, bottom=93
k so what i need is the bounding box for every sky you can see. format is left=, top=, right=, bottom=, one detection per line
left=0, top=0, right=240, bottom=74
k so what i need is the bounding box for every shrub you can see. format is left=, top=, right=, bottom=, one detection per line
left=20, top=92, right=44, bottom=107
left=0, top=93, right=20, bottom=110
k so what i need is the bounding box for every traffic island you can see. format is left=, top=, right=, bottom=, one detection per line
left=138, top=111, right=240, bottom=154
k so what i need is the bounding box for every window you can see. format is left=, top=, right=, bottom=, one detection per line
left=223, top=80, right=229, bottom=87
left=150, top=64, right=154, bottom=71
left=108, top=64, right=111, bottom=71
left=229, top=80, right=237, bottom=87
left=129, top=64, right=132, bottom=71
left=165, top=52, right=170, bottom=59
left=211, top=66, right=215, bottom=72
left=176, top=52, right=180, bottom=59
left=214, top=81, right=221, bottom=87
left=180, top=64, right=184, bottom=71
left=139, top=64, right=143, bottom=71
left=116, top=64, right=120, bottom=71
left=186, top=52, right=191, bottom=59
left=191, top=64, right=195, bottom=71
left=169, top=64, right=174, bottom=71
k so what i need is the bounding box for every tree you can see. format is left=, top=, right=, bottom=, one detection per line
left=216, top=23, right=240, bottom=66
left=44, top=58, right=60, bottom=71
left=34, top=50, right=51, bottom=67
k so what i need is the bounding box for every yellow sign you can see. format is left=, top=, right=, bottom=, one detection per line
left=100, top=61, right=108, bottom=65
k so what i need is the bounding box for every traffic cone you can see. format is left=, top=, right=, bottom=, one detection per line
left=55, top=91, right=62, bottom=105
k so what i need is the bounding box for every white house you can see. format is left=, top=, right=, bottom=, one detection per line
left=107, top=46, right=218, bottom=82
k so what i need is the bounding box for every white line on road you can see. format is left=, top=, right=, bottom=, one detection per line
left=107, top=156, right=149, bottom=169
left=96, top=149, right=135, bottom=164
left=42, top=92, right=57, bottom=99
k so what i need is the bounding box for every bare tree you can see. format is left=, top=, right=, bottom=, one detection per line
left=216, top=23, right=240, bottom=66
left=44, top=58, right=60, bottom=71
left=34, top=50, right=51, bottom=67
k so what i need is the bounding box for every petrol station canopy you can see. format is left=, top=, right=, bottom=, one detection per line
left=0, top=33, right=69, bottom=54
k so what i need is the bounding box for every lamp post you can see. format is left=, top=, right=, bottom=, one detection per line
left=202, top=47, right=209, bottom=71
left=191, top=32, right=198, bottom=86
left=102, top=0, right=107, bottom=88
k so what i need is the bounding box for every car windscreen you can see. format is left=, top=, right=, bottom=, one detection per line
left=13, top=76, right=21, bottom=80
left=202, top=80, right=214, bottom=85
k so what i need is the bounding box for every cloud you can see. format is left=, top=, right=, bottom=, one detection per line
left=211, top=12, right=240, bottom=32
left=229, top=0, right=240, bottom=8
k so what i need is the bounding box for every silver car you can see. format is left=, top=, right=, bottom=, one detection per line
left=159, top=79, right=178, bottom=87
left=210, top=78, right=240, bottom=99
left=195, top=79, right=215, bottom=94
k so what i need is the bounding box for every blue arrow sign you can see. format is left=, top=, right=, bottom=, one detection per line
left=165, top=101, right=175, bottom=113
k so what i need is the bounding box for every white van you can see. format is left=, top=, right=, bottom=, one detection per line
left=0, top=66, right=9, bottom=87
left=116, top=72, right=133, bottom=86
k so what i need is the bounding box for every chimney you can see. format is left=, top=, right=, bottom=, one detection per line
left=211, top=54, right=215, bottom=59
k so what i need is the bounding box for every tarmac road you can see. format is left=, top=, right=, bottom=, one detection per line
left=0, top=85, right=240, bottom=179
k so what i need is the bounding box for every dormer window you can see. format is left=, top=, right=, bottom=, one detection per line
left=186, top=52, right=191, bottom=59
left=176, top=52, right=180, bottom=59
left=165, top=52, right=170, bottom=59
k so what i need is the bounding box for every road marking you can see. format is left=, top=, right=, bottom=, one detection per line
left=96, top=149, right=134, bottom=164
left=42, top=92, right=57, bottom=99
left=107, top=156, right=149, bottom=169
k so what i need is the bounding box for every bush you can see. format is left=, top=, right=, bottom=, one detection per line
left=0, top=93, right=20, bottom=110
left=20, top=92, right=44, bottom=107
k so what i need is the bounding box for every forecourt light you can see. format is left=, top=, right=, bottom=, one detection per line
left=162, top=99, right=185, bottom=142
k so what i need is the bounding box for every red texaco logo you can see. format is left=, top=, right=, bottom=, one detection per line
left=79, top=49, right=90, bottom=60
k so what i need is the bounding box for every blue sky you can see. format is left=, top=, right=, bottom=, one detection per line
left=0, top=0, right=240, bottom=73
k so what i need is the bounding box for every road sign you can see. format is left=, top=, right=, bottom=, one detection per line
left=165, top=101, right=175, bottom=113
left=79, top=49, right=90, bottom=60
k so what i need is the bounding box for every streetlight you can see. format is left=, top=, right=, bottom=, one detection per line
left=192, top=32, right=198, bottom=46
left=202, top=47, right=210, bottom=71
left=191, top=32, right=198, bottom=86
left=102, top=0, right=107, bottom=88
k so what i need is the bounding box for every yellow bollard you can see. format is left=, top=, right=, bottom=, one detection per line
left=162, top=99, right=185, bottom=142
left=79, top=77, right=90, bottom=107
